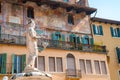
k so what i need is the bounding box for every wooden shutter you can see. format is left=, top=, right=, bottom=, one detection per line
left=56, top=57, right=63, bottom=72
left=94, top=61, right=101, bottom=74
left=12, top=54, right=15, bottom=74
left=90, top=38, right=94, bottom=45
left=22, top=54, right=26, bottom=72
left=69, top=34, right=73, bottom=42
left=77, top=37, right=80, bottom=44
left=0, top=25, right=1, bottom=38
left=86, top=60, right=92, bottom=74
left=38, top=56, right=45, bottom=71
left=62, top=34, right=65, bottom=41
left=49, top=57, right=55, bottom=72
left=117, top=28, right=120, bottom=37
left=116, top=47, right=120, bottom=63
left=1, top=53, right=7, bottom=74
left=52, top=33, right=56, bottom=40
left=81, top=37, right=85, bottom=44
left=101, top=61, right=107, bottom=74
left=93, top=24, right=97, bottom=34
left=99, top=25, right=103, bottom=35
left=79, top=59, right=86, bottom=74
left=110, top=27, right=114, bottom=37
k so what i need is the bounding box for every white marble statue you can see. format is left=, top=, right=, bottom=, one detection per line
left=24, top=18, right=45, bottom=72
left=10, top=18, right=51, bottom=80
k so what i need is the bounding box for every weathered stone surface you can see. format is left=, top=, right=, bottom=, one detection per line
left=15, top=76, right=52, bottom=80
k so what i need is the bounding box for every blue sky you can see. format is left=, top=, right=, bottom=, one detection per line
left=89, top=0, right=120, bottom=21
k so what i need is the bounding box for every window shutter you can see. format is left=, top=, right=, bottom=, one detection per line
left=55, top=32, right=60, bottom=40
left=62, top=34, right=65, bottom=41
left=22, top=54, right=26, bottom=71
left=0, top=25, right=1, bottom=38
left=116, top=47, right=120, bottom=63
left=12, top=54, right=15, bottom=74
left=77, top=37, right=80, bottom=44
left=69, top=34, right=73, bottom=42
left=117, top=28, right=120, bottom=37
left=81, top=37, right=85, bottom=44
left=52, top=33, right=56, bottom=40
left=99, top=25, right=103, bottom=35
left=90, top=38, right=94, bottom=45
left=93, top=24, right=97, bottom=34
left=110, top=27, right=114, bottom=37
left=1, top=53, right=7, bottom=74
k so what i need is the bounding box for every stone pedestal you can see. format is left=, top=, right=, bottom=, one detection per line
left=15, top=76, right=52, bottom=80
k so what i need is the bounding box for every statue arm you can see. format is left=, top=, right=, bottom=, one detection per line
left=29, top=29, right=43, bottom=39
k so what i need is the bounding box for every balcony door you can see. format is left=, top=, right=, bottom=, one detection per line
left=66, top=54, right=76, bottom=76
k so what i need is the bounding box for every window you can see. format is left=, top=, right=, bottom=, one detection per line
left=94, top=61, right=101, bottom=74
left=27, top=7, right=34, bottom=18
left=110, top=27, right=120, bottom=37
left=12, top=54, right=26, bottom=74
left=93, top=24, right=103, bottom=35
left=56, top=57, right=63, bottom=72
left=49, top=57, right=55, bottom=72
left=0, top=53, right=7, bottom=74
left=86, top=60, right=92, bottom=74
left=116, top=47, right=120, bottom=63
left=49, top=57, right=63, bottom=72
left=36, top=56, right=45, bottom=71
left=100, top=61, right=107, bottom=74
left=79, top=59, right=86, bottom=74
left=68, top=14, right=74, bottom=25
left=52, top=32, right=65, bottom=41
left=64, top=0, right=69, bottom=2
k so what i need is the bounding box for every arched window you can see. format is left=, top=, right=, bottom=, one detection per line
left=66, top=53, right=76, bottom=76
left=27, top=7, right=34, bottom=18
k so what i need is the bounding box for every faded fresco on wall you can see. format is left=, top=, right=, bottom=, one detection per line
left=72, top=16, right=91, bottom=34
left=35, top=7, right=67, bottom=30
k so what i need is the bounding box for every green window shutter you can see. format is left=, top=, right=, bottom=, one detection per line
left=81, top=37, right=85, bottom=44
left=22, top=54, right=26, bottom=72
left=0, top=25, right=1, bottom=39
left=117, top=28, right=120, bottom=37
left=116, top=47, right=120, bottom=63
left=12, top=54, right=15, bottom=74
left=69, top=34, right=73, bottom=42
left=93, top=24, right=97, bottom=34
left=55, top=32, right=61, bottom=40
left=90, top=38, right=94, bottom=45
left=77, top=37, right=80, bottom=44
left=1, top=53, right=7, bottom=74
left=110, top=27, right=114, bottom=37
left=99, top=25, right=103, bottom=35
left=62, top=34, right=65, bottom=41
left=52, top=33, right=56, bottom=40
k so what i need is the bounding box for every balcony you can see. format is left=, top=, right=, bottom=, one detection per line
left=0, top=34, right=107, bottom=53
left=66, top=69, right=81, bottom=80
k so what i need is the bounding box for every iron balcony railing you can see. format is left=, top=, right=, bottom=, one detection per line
left=66, top=69, right=82, bottom=78
left=0, top=34, right=107, bottom=53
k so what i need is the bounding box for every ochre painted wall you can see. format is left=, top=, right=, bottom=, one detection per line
left=0, top=44, right=110, bottom=80
left=92, top=21, right=120, bottom=80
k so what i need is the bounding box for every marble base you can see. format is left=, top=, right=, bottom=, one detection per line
left=14, top=76, right=52, bottom=80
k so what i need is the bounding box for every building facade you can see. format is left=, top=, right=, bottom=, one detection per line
left=91, top=17, right=120, bottom=80
left=0, top=0, right=110, bottom=80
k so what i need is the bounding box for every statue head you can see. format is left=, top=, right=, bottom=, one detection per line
left=27, top=18, right=36, bottom=29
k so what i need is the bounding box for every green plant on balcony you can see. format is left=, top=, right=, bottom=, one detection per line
left=93, top=45, right=103, bottom=52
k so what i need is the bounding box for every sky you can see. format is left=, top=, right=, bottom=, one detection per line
left=89, top=0, right=120, bottom=21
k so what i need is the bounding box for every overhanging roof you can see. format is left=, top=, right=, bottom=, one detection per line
left=91, top=17, right=120, bottom=25
left=23, top=0, right=97, bottom=15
